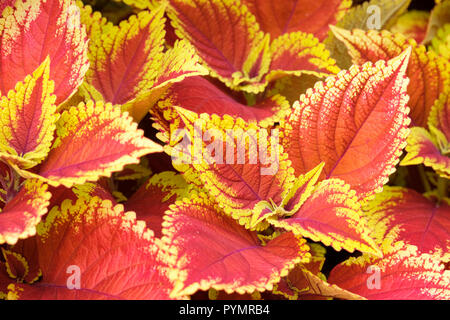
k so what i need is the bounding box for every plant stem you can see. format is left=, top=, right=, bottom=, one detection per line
left=418, top=165, right=431, bottom=193
left=437, top=176, right=448, bottom=200
left=243, top=92, right=256, bottom=106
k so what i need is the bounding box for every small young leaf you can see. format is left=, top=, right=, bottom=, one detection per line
left=268, top=179, right=381, bottom=256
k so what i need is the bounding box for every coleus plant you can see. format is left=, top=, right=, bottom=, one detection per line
left=0, top=0, right=448, bottom=301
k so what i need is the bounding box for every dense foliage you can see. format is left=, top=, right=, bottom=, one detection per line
left=0, top=0, right=449, bottom=300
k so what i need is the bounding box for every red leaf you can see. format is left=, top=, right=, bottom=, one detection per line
left=328, top=185, right=450, bottom=300
left=0, top=58, right=58, bottom=169
left=0, top=179, right=51, bottom=245
left=168, top=0, right=270, bottom=92
left=0, top=237, right=41, bottom=286
left=0, top=0, right=89, bottom=105
left=86, top=8, right=165, bottom=106
left=152, top=76, right=289, bottom=143
left=163, top=195, right=310, bottom=297
left=125, top=172, right=191, bottom=238
left=171, top=108, right=295, bottom=229
left=364, top=187, right=450, bottom=255
left=7, top=196, right=176, bottom=300
left=328, top=240, right=450, bottom=299
left=14, top=101, right=163, bottom=187
left=269, top=179, right=381, bottom=256
left=331, top=27, right=450, bottom=127
left=243, top=0, right=351, bottom=40
left=280, top=49, right=411, bottom=199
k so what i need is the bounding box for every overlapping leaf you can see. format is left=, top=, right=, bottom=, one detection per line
left=0, top=0, right=14, bottom=14
left=167, top=0, right=271, bottom=92
left=5, top=196, right=177, bottom=300
left=0, top=58, right=58, bottom=169
left=280, top=49, right=411, bottom=199
left=0, top=179, right=50, bottom=245
left=331, top=27, right=450, bottom=127
left=266, top=177, right=381, bottom=256
left=401, top=128, right=450, bottom=178
left=81, top=3, right=207, bottom=121
left=328, top=240, right=450, bottom=299
left=0, top=0, right=445, bottom=302
left=151, top=76, right=290, bottom=143
left=0, top=0, right=89, bottom=105
left=328, top=185, right=450, bottom=300
left=85, top=7, right=165, bottom=106
left=14, top=100, right=163, bottom=188
left=167, top=0, right=339, bottom=93
left=0, top=237, right=41, bottom=287
left=430, top=24, right=450, bottom=59
left=124, top=39, right=208, bottom=122
left=267, top=32, right=340, bottom=82
left=272, top=243, right=355, bottom=300
left=390, top=11, right=430, bottom=44
left=171, top=107, right=294, bottom=229
left=363, top=186, right=450, bottom=254
left=242, top=0, right=351, bottom=41
left=162, top=195, right=310, bottom=297
left=171, top=108, right=381, bottom=256
left=324, top=0, right=411, bottom=68
left=273, top=243, right=325, bottom=299
left=125, top=172, right=191, bottom=238
left=401, top=90, right=450, bottom=177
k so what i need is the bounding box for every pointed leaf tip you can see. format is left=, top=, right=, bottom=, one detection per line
left=281, top=51, right=411, bottom=199
left=13, top=101, right=162, bottom=187
left=0, top=58, right=58, bottom=169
